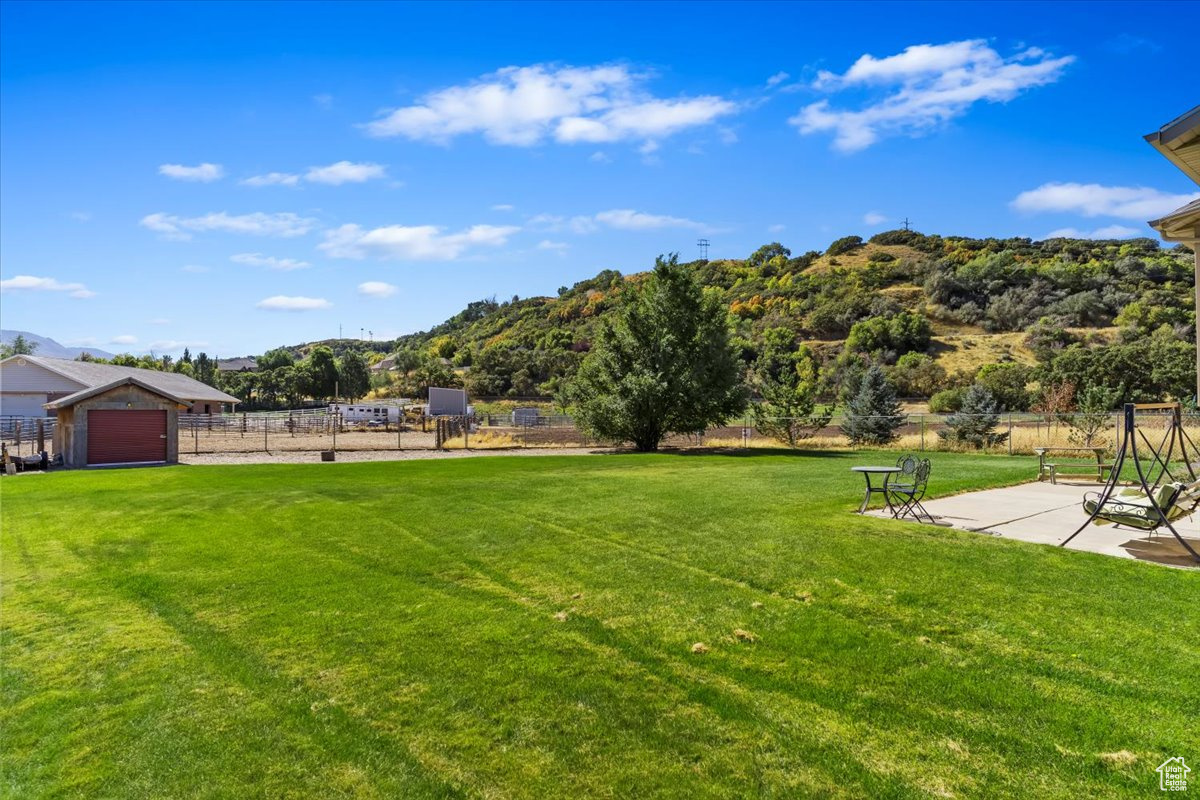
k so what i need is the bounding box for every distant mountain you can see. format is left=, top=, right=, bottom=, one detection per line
left=0, top=330, right=115, bottom=360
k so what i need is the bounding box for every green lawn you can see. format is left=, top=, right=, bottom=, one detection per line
left=2, top=452, right=1196, bottom=798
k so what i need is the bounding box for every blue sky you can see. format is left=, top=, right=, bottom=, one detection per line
left=2, top=0, right=1197, bottom=358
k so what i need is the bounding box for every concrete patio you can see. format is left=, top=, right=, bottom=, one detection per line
left=867, top=480, right=1200, bottom=569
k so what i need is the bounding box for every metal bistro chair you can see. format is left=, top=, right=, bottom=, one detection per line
left=888, top=457, right=934, bottom=523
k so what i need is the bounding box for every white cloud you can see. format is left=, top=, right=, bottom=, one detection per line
left=256, top=295, right=332, bottom=311
left=320, top=223, right=519, bottom=260
left=241, top=172, right=301, bottom=187
left=537, top=239, right=569, bottom=252
left=70, top=211, right=92, bottom=222
left=110, top=335, right=138, bottom=345
left=1043, top=225, right=1143, bottom=240
left=863, top=211, right=888, bottom=225
left=149, top=339, right=208, bottom=352
left=491, top=203, right=515, bottom=211
left=180, top=265, right=210, bottom=273
left=1011, top=183, right=1200, bottom=220
left=230, top=252, right=311, bottom=271
left=141, top=211, right=317, bottom=240
left=149, top=318, right=171, bottom=325
left=768, top=224, right=786, bottom=234
left=159, top=163, right=225, bottom=182
left=314, top=93, right=334, bottom=109
left=793, top=40, right=1074, bottom=152
left=766, top=71, right=790, bottom=87
left=304, top=161, right=387, bottom=185
left=357, top=281, right=398, bottom=298
left=531, top=208, right=712, bottom=235
left=362, top=64, right=737, bottom=149
left=241, top=162, right=386, bottom=186
left=589, top=151, right=612, bottom=163
left=0, top=275, right=94, bottom=298
left=593, top=209, right=708, bottom=232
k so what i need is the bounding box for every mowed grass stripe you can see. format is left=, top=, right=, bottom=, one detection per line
left=2, top=452, right=1197, bottom=799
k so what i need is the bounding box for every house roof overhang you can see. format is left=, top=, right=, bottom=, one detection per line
left=44, top=376, right=191, bottom=410
left=1148, top=198, right=1200, bottom=244
left=1145, top=106, right=1200, bottom=187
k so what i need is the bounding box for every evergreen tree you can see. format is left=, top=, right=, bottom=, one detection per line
left=0, top=334, right=37, bottom=358
left=841, top=365, right=905, bottom=446
left=193, top=352, right=218, bottom=387
left=938, top=383, right=1008, bottom=449
left=566, top=254, right=747, bottom=451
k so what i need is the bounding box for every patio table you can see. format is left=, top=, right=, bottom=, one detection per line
left=851, top=465, right=902, bottom=514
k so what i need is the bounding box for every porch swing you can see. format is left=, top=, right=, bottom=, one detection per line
left=1062, top=402, right=1200, bottom=562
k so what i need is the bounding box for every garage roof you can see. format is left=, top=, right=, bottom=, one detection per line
left=44, top=376, right=191, bottom=410
left=5, top=355, right=239, bottom=405
left=1148, top=197, right=1200, bottom=243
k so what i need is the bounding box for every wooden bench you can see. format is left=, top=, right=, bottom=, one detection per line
left=1035, top=447, right=1111, bottom=484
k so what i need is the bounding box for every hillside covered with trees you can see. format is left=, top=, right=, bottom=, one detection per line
left=68, top=229, right=1197, bottom=415
left=375, top=229, right=1196, bottom=411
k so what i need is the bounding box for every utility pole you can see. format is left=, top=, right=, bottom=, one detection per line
left=697, top=238, right=710, bottom=260
left=902, top=218, right=912, bottom=231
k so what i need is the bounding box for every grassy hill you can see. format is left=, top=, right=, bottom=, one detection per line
left=365, top=230, right=1193, bottom=402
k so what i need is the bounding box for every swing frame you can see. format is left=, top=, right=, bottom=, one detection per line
left=1062, top=402, right=1200, bottom=562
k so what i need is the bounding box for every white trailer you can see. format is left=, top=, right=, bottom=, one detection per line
left=329, top=402, right=407, bottom=424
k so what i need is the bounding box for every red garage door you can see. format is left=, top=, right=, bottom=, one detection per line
left=87, top=409, right=167, bottom=465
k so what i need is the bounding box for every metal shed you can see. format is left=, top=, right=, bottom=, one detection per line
left=45, top=377, right=188, bottom=467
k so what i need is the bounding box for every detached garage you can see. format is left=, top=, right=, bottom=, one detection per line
left=46, top=377, right=188, bottom=467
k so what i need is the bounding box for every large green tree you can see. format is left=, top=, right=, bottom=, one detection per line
left=566, top=254, right=747, bottom=451
left=337, top=351, right=371, bottom=401
left=300, top=346, right=340, bottom=403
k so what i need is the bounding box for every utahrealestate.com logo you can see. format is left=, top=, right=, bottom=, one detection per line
left=1157, top=757, right=1190, bottom=792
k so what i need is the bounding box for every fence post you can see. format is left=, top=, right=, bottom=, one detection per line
left=920, top=415, right=925, bottom=452
left=264, top=416, right=269, bottom=453
left=194, top=418, right=199, bottom=455
left=1008, top=413, right=1013, bottom=456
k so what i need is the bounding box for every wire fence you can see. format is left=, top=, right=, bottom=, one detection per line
left=6, top=408, right=1199, bottom=460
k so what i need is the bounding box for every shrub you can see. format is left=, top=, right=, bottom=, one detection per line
left=929, top=387, right=966, bottom=413
left=826, top=235, right=865, bottom=257
left=937, top=384, right=1009, bottom=449
left=890, top=352, right=947, bottom=397
left=846, top=312, right=932, bottom=360
left=976, top=362, right=1032, bottom=411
